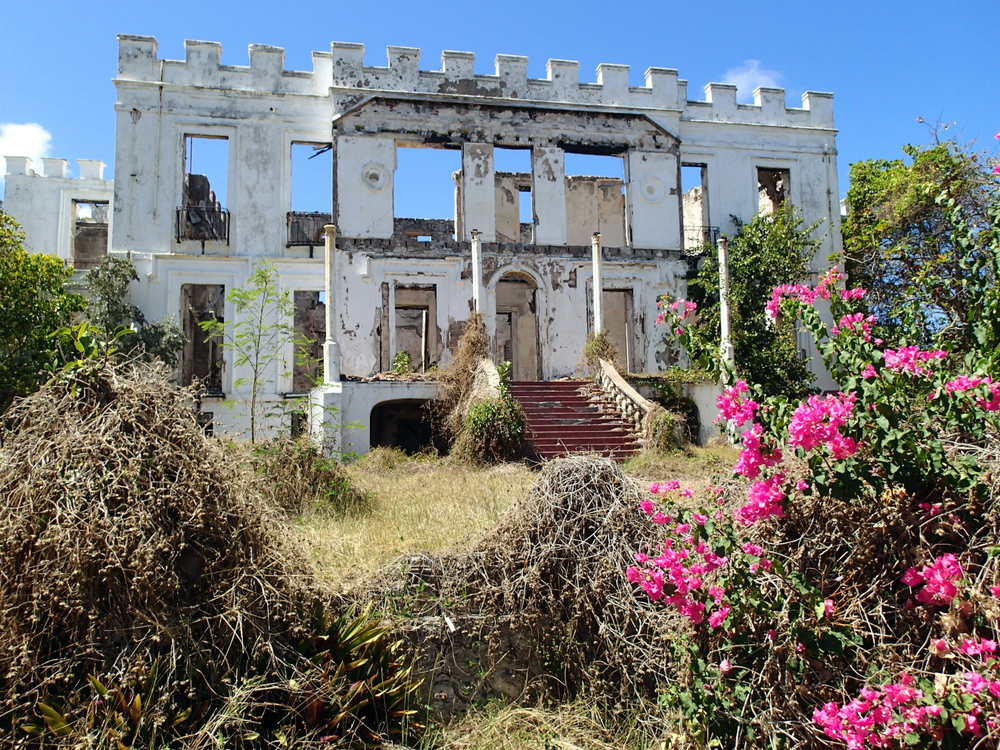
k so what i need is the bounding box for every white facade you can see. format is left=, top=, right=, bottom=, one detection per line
left=3, top=158, right=113, bottom=268
left=3, top=35, right=842, bottom=446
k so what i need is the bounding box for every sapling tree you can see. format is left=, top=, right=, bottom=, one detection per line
left=200, top=261, right=309, bottom=443
left=84, top=255, right=185, bottom=365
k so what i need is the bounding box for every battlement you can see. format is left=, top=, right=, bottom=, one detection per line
left=116, top=36, right=835, bottom=129
left=4, top=157, right=108, bottom=180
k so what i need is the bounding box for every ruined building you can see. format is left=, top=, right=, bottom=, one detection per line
left=3, top=36, right=841, bottom=451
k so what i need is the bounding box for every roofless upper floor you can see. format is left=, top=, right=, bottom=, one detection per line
left=115, top=36, right=834, bottom=130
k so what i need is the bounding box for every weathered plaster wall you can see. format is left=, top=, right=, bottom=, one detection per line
left=3, top=158, right=112, bottom=265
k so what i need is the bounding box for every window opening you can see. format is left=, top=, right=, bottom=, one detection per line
left=287, top=142, right=333, bottom=251
left=757, top=167, right=789, bottom=215
left=179, top=135, right=230, bottom=243
left=563, top=153, right=626, bottom=247
left=180, top=284, right=225, bottom=392
left=72, top=199, right=109, bottom=269
left=293, top=290, right=325, bottom=391
left=393, top=146, right=459, bottom=240
left=494, top=147, right=532, bottom=243
left=681, top=164, right=716, bottom=251
left=394, top=286, right=437, bottom=373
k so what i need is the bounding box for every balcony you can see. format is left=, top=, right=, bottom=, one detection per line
left=287, top=211, right=332, bottom=249
left=176, top=205, right=230, bottom=244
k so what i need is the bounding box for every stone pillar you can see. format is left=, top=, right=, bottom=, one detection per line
left=470, top=229, right=484, bottom=314
left=718, top=235, right=734, bottom=371
left=323, top=225, right=342, bottom=382
left=531, top=145, right=567, bottom=245
left=591, top=232, right=603, bottom=333
left=461, top=143, right=495, bottom=241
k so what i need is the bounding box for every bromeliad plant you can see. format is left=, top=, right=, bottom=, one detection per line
left=639, top=248, right=1000, bottom=746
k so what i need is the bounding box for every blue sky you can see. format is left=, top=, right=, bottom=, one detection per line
left=1, top=0, right=997, bottom=221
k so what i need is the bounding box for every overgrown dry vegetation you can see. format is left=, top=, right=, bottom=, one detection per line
left=429, top=312, right=491, bottom=444
left=0, top=364, right=423, bottom=748
left=353, top=456, right=715, bottom=747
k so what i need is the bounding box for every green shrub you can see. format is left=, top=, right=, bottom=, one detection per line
left=288, top=602, right=424, bottom=747
left=642, top=405, right=687, bottom=452
left=251, top=436, right=369, bottom=515
left=392, top=350, right=413, bottom=375
left=453, top=395, right=525, bottom=464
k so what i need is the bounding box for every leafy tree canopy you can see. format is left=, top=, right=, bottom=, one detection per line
left=843, top=138, right=1000, bottom=351
left=0, top=213, right=86, bottom=410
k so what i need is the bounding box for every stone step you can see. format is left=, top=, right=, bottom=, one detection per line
left=509, top=380, right=641, bottom=462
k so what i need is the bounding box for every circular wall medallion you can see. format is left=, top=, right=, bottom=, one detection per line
left=360, top=162, right=389, bottom=192
left=638, top=176, right=665, bottom=204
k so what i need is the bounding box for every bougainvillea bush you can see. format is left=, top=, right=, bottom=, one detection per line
left=635, top=196, right=1000, bottom=748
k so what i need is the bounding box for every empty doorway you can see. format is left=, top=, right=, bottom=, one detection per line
left=495, top=274, right=539, bottom=381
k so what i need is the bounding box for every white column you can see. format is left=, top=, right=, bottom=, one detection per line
left=323, top=224, right=342, bottom=382
left=718, top=235, right=734, bottom=369
left=591, top=232, right=603, bottom=333
left=531, top=145, right=567, bottom=245
left=470, top=229, right=484, bottom=314
left=461, top=144, right=496, bottom=241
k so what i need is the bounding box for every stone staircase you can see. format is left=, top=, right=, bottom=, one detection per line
left=508, top=380, right=642, bottom=461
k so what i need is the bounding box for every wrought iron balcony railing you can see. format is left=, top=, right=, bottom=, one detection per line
left=176, top=205, right=230, bottom=244
left=683, top=226, right=720, bottom=254
left=287, top=211, right=332, bottom=247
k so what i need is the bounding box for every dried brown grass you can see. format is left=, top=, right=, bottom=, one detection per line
left=432, top=695, right=664, bottom=750
left=294, top=449, right=535, bottom=586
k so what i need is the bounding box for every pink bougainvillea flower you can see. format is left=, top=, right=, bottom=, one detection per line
left=993, top=164, right=1000, bottom=176
left=719, top=658, right=732, bottom=675
left=715, top=380, right=758, bottom=426
left=734, top=423, right=783, bottom=479
left=708, top=605, right=730, bottom=629
left=823, top=599, right=836, bottom=618
left=737, top=473, right=787, bottom=525
left=903, top=554, right=964, bottom=606
left=881, top=346, right=947, bottom=377
left=991, top=584, right=1000, bottom=597
left=787, top=391, right=857, bottom=458
left=861, top=364, right=877, bottom=379
left=930, top=638, right=950, bottom=657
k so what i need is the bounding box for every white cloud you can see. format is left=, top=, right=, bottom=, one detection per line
left=0, top=123, right=53, bottom=192
left=720, top=60, right=783, bottom=103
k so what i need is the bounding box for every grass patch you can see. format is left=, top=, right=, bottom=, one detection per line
left=428, top=695, right=664, bottom=750
left=294, top=449, right=536, bottom=586
left=622, top=445, right=739, bottom=493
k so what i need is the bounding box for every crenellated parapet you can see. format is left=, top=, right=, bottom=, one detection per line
left=4, top=157, right=108, bottom=181
left=115, top=35, right=834, bottom=129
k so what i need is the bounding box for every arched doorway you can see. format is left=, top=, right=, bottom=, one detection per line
left=495, top=273, right=540, bottom=381
left=369, top=399, right=440, bottom=455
